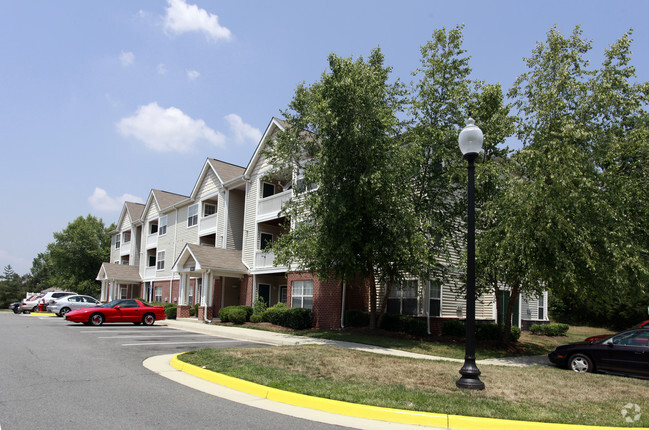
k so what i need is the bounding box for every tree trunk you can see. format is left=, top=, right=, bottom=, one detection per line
left=502, top=283, right=520, bottom=344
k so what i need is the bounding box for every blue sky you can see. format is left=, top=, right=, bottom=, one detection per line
left=1, top=0, right=647, bottom=275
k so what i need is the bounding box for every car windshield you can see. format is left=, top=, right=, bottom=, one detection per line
left=100, top=300, right=122, bottom=308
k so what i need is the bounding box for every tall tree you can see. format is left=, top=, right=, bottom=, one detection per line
left=0, top=265, right=25, bottom=307
left=265, top=48, right=425, bottom=328
left=46, top=215, right=113, bottom=296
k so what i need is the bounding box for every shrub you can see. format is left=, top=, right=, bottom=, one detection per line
left=530, top=323, right=569, bottom=336
left=442, top=319, right=466, bottom=337
left=250, top=313, right=263, bottom=323
left=163, top=303, right=177, bottom=319
left=442, top=320, right=521, bottom=342
left=379, top=314, right=427, bottom=337
left=189, top=303, right=199, bottom=317
left=345, top=309, right=369, bottom=327
left=283, top=307, right=312, bottom=330
left=253, top=298, right=268, bottom=315
left=219, top=305, right=253, bottom=323
left=229, top=307, right=247, bottom=325
left=262, top=303, right=288, bottom=326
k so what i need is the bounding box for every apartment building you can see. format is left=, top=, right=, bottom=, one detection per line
left=97, top=117, right=549, bottom=331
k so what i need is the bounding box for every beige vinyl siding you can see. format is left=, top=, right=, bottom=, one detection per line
left=521, top=292, right=545, bottom=321
left=197, top=169, right=219, bottom=199
left=215, top=193, right=225, bottom=247
left=173, top=204, right=198, bottom=264
left=227, top=189, right=245, bottom=250
left=110, top=234, right=120, bottom=263
left=243, top=165, right=262, bottom=268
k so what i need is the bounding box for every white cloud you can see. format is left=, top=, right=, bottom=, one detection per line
left=120, top=51, right=135, bottom=66
left=157, top=63, right=167, bottom=75
left=116, top=102, right=225, bottom=152
left=89, top=188, right=144, bottom=212
left=186, top=69, right=200, bottom=80
left=163, top=0, right=231, bottom=42
left=224, top=114, right=262, bottom=144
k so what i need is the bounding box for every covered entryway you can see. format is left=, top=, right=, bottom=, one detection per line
left=172, top=244, right=247, bottom=321
left=96, top=263, right=142, bottom=302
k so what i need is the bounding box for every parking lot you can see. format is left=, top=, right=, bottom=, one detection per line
left=0, top=312, right=343, bottom=430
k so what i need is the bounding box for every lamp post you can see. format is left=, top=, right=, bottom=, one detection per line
left=456, top=118, right=485, bottom=390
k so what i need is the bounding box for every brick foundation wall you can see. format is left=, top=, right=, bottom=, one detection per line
left=241, top=275, right=253, bottom=306
left=177, top=305, right=190, bottom=318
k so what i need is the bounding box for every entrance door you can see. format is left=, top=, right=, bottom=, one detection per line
left=258, top=284, right=270, bottom=306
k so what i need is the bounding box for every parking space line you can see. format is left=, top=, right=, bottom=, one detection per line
left=121, top=340, right=245, bottom=346
left=99, top=334, right=210, bottom=339
left=80, top=329, right=181, bottom=333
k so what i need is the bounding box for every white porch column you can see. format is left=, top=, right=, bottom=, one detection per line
left=200, top=271, right=209, bottom=307
left=178, top=273, right=187, bottom=306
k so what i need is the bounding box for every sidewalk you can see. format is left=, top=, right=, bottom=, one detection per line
left=161, top=318, right=550, bottom=367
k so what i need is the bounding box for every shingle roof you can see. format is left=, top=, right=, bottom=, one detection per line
left=125, top=202, right=145, bottom=222
left=152, top=189, right=189, bottom=210
left=185, top=244, right=247, bottom=273
left=97, top=263, right=142, bottom=282
left=207, top=158, right=245, bottom=183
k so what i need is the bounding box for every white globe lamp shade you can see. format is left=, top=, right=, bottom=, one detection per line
left=458, top=118, right=483, bottom=156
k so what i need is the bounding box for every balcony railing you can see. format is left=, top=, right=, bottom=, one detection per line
left=199, top=213, right=217, bottom=235
left=257, top=190, right=291, bottom=220
left=255, top=250, right=288, bottom=270
left=146, top=233, right=158, bottom=248
left=144, top=267, right=157, bottom=279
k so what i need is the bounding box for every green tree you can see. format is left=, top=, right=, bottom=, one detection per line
left=265, top=48, right=425, bottom=329
left=0, top=265, right=25, bottom=307
left=46, top=215, right=113, bottom=297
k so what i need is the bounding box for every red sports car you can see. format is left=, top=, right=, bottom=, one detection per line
left=65, top=299, right=167, bottom=326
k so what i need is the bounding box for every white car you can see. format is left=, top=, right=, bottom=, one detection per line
left=39, top=291, right=76, bottom=308
left=47, top=295, right=100, bottom=317
left=19, top=294, right=44, bottom=313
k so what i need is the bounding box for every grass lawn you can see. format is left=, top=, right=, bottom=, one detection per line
left=180, top=343, right=649, bottom=427
left=217, top=322, right=616, bottom=360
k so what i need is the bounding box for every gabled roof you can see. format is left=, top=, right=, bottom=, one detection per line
left=152, top=189, right=189, bottom=211
left=172, top=243, right=247, bottom=275
left=96, top=263, right=142, bottom=283
left=140, top=189, right=190, bottom=220
left=125, top=202, right=145, bottom=223
left=113, top=201, right=146, bottom=233
left=189, top=158, right=245, bottom=199
left=244, top=117, right=287, bottom=178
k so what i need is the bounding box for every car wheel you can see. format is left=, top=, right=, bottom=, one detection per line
left=142, top=313, right=155, bottom=326
left=569, top=353, right=594, bottom=373
left=32, top=306, right=39, bottom=312
left=89, top=313, right=104, bottom=326
left=13, top=307, right=20, bottom=314
left=60, top=307, right=71, bottom=317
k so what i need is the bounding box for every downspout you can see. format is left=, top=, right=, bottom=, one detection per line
left=203, top=270, right=212, bottom=323
left=340, top=279, right=346, bottom=329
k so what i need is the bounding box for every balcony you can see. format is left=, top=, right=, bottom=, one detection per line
left=119, top=244, right=130, bottom=257
left=255, top=250, right=287, bottom=270
left=199, top=213, right=217, bottom=235
left=147, top=233, right=158, bottom=249
left=144, top=267, right=157, bottom=279
left=257, top=190, right=291, bottom=221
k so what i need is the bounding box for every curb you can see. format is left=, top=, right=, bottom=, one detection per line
left=169, top=353, right=627, bottom=430
left=28, top=312, right=57, bottom=317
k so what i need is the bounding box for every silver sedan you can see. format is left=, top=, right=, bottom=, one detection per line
left=47, top=295, right=100, bottom=317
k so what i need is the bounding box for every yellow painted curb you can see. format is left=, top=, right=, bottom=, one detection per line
left=170, top=353, right=631, bottom=430
left=30, top=312, right=57, bottom=316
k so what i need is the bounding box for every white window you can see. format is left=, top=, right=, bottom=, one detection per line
left=159, top=215, right=167, bottom=236
left=296, top=165, right=318, bottom=193
left=115, top=235, right=120, bottom=249
left=148, top=253, right=156, bottom=267
left=123, top=231, right=131, bottom=243
left=279, top=285, right=287, bottom=304
left=387, top=280, right=418, bottom=316
left=119, top=286, right=127, bottom=299
left=154, top=286, right=162, bottom=303
left=291, top=280, right=313, bottom=309
left=260, top=232, right=273, bottom=250
left=188, top=204, right=198, bottom=227
left=429, top=281, right=441, bottom=317
left=203, top=202, right=216, bottom=217
left=156, top=251, right=165, bottom=270
left=538, top=293, right=545, bottom=320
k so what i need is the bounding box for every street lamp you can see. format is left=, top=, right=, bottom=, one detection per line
left=456, top=118, right=485, bottom=390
